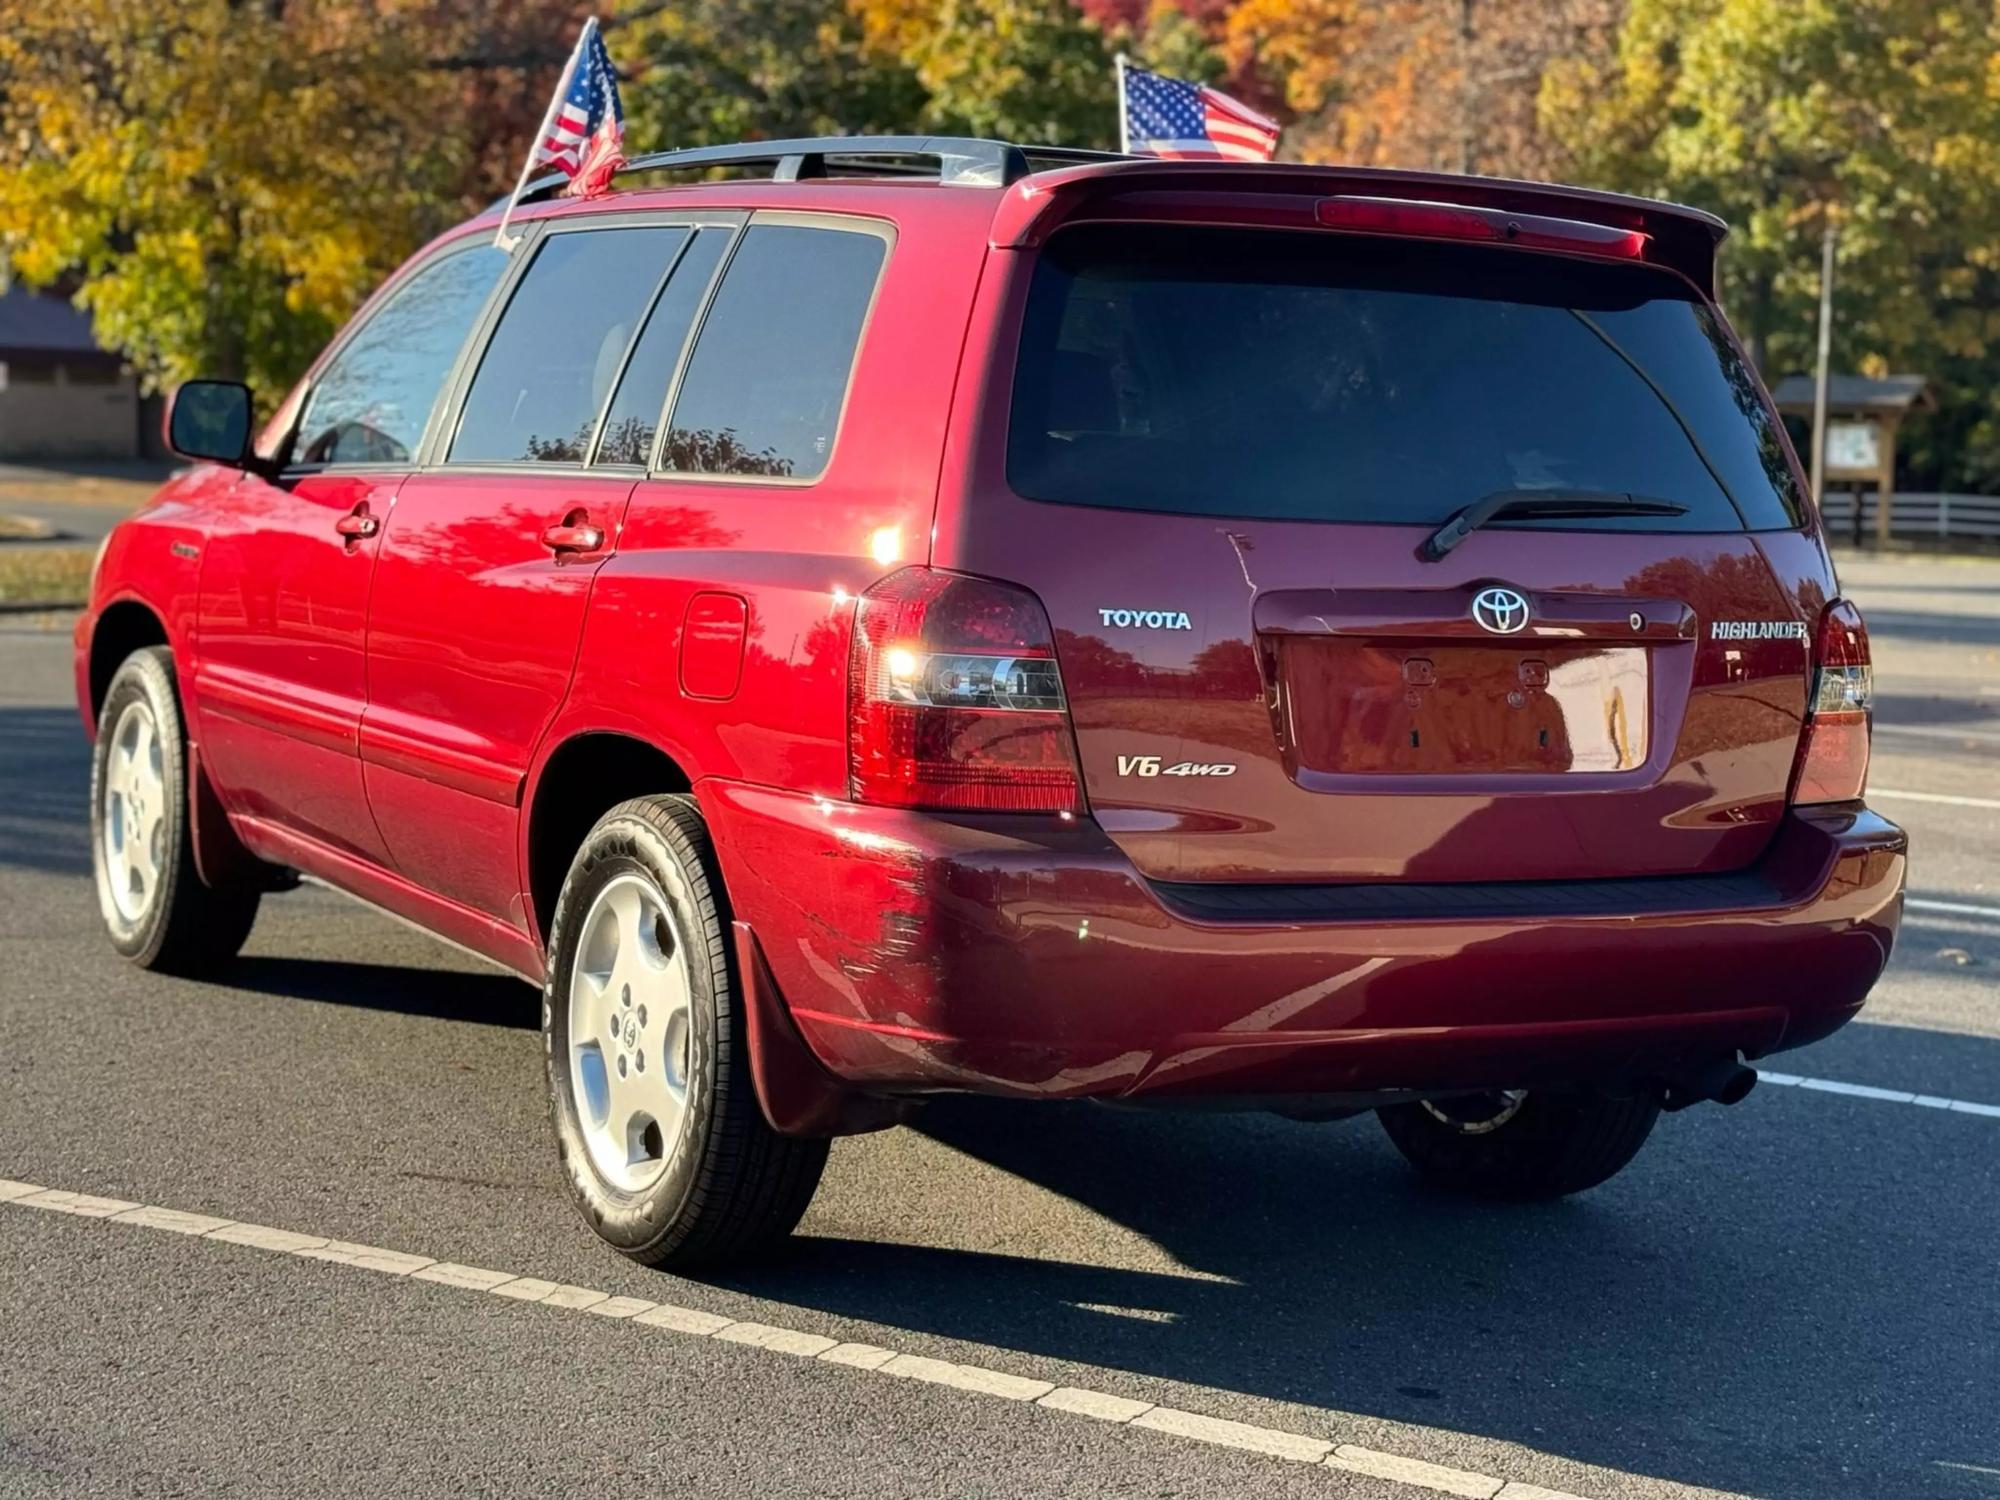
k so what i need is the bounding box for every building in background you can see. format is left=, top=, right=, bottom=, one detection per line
left=0, top=287, right=140, bottom=460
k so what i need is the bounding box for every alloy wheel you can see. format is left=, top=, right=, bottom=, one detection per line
left=567, top=872, right=696, bottom=1192
left=101, top=699, right=167, bottom=926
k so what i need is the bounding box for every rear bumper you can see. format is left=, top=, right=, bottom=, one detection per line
left=701, top=783, right=1906, bottom=1104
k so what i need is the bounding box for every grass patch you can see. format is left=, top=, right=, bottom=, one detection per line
left=0, top=545, right=93, bottom=606
left=0, top=474, right=161, bottom=511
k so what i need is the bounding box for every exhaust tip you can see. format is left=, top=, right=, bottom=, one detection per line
left=1714, top=1063, right=1758, bottom=1107
left=1658, top=1057, right=1758, bottom=1110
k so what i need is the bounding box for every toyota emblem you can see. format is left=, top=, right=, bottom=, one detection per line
left=1471, top=586, right=1530, bottom=635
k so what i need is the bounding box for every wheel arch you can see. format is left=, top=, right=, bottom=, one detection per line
left=88, top=597, right=264, bottom=893
left=87, top=597, right=172, bottom=721
left=523, top=731, right=694, bottom=949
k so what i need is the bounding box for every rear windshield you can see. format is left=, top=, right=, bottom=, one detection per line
left=1007, top=225, right=1804, bottom=531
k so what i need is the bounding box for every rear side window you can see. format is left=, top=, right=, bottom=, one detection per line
left=1008, top=225, right=1804, bottom=531
left=295, top=243, right=506, bottom=466
left=662, top=224, right=886, bottom=480
left=593, top=229, right=730, bottom=466
left=450, top=226, right=688, bottom=464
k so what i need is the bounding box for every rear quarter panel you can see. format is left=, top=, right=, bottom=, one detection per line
left=529, top=194, right=997, bottom=848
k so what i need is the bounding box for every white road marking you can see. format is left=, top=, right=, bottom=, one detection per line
left=0, top=1173, right=1601, bottom=1500
left=1130, top=1405, right=1333, bottom=1463
left=488, top=1276, right=567, bottom=1302
left=12, top=1189, right=139, bottom=1218
left=1758, top=1072, right=2000, bottom=1118
left=636, top=1303, right=733, bottom=1335
left=207, top=1222, right=328, bottom=1253
left=540, top=1284, right=612, bottom=1311
left=295, top=1240, right=433, bottom=1275
left=1875, top=722, right=2000, bottom=744
left=1070, top=1300, right=1177, bottom=1323
left=821, top=1341, right=898, bottom=1371
left=1871, top=787, right=2000, bottom=811
left=1040, top=1386, right=1155, bottom=1422
left=717, top=1321, right=839, bottom=1357
left=582, top=1294, right=656, bottom=1319
left=1905, top=896, right=2000, bottom=921
left=411, top=1262, right=519, bottom=1292
left=111, top=1205, right=234, bottom=1236
left=882, top=1352, right=1055, bottom=1402
left=1330, top=1446, right=1502, bottom=1497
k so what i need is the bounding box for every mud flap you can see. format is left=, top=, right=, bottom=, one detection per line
left=186, top=741, right=271, bottom=890
left=732, top=919, right=916, bottom=1139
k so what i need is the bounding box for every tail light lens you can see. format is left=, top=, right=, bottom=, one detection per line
left=849, top=568, right=1083, bottom=812
left=1790, top=599, right=1873, bottom=805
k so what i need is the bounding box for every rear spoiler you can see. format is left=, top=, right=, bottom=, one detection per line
left=989, top=161, right=1728, bottom=298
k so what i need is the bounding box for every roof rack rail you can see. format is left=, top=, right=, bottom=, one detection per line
left=502, top=135, right=1129, bottom=209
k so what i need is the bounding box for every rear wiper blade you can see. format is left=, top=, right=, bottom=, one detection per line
left=1419, top=489, right=1690, bottom=562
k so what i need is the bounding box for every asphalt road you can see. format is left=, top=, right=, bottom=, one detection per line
left=2, top=552, right=1996, bottom=1500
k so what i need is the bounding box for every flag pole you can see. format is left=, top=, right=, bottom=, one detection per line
left=1115, top=52, right=1132, bottom=155
left=1808, top=216, right=1837, bottom=511
left=495, top=18, right=593, bottom=251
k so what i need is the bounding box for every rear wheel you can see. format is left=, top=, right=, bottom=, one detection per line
left=1377, top=1088, right=1659, bottom=1199
left=544, top=794, right=827, bottom=1268
left=90, top=647, right=260, bottom=974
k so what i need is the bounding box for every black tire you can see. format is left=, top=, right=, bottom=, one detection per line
left=543, top=794, right=828, bottom=1268
left=1377, top=1089, right=1659, bottom=1200
left=89, top=646, right=261, bottom=975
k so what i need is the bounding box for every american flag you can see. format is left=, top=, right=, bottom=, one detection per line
left=535, top=18, right=624, bottom=197
left=1120, top=62, right=1280, bottom=163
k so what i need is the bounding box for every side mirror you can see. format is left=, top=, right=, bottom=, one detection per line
left=165, top=380, right=255, bottom=468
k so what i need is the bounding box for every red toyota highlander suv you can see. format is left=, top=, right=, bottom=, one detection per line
left=78, top=138, right=1906, bottom=1266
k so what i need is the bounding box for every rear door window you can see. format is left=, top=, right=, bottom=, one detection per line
left=661, top=223, right=886, bottom=480
left=593, top=228, right=731, bottom=467
left=294, top=243, right=507, bottom=466
left=449, top=226, right=689, bottom=464
left=1008, top=224, right=1804, bottom=531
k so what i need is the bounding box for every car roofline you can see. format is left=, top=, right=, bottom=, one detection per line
left=984, top=159, right=1728, bottom=296
left=455, top=134, right=1728, bottom=294
left=1000, top=158, right=1727, bottom=236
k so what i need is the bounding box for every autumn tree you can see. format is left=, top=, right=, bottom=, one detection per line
left=1076, top=0, right=1270, bottom=103
left=1225, top=0, right=1617, bottom=176
left=1543, top=0, right=2000, bottom=490
left=0, top=0, right=574, bottom=398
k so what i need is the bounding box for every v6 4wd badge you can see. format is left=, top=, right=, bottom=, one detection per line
left=1117, top=756, right=1237, bottom=778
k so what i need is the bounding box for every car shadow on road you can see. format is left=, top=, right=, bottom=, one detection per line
left=225, top=955, right=539, bottom=1029
left=0, top=706, right=91, bottom=877
left=707, top=1021, right=2000, bottom=1500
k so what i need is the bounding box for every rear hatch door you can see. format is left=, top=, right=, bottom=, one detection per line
left=956, top=219, right=1819, bottom=886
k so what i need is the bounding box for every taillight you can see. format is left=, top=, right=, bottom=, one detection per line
left=1790, top=599, right=1873, bottom=805
left=849, top=568, right=1082, bottom=812
left=1314, top=196, right=1649, bottom=261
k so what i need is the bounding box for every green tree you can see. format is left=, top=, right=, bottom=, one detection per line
left=880, top=0, right=1119, bottom=146
left=1543, top=0, right=2000, bottom=491
left=616, top=1, right=926, bottom=150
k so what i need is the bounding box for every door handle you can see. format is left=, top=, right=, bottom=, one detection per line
left=334, top=509, right=378, bottom=541
left=541, top=517, right=605, bottom=555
